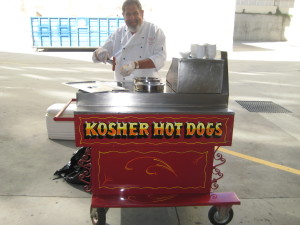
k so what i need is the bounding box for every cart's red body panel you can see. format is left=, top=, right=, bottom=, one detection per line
left=90, top=145, right=214, bottom=195
left=74, top=113, right=239, bottom=208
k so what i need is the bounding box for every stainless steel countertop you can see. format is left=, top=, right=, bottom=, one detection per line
left=75, top=105, right=234, bottom=115
left=74, top=91, right=232, bottom=115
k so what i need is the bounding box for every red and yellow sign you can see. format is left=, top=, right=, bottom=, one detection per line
left=75, top=114, right=234, bottom=146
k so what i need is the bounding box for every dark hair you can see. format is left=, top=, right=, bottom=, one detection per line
left=122, top=0, right=143, bottom=12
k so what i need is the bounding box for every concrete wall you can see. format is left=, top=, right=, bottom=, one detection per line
left=235, top=5, right=278, bottom=14
left=233, top=13, right=291, bottom=41
left=235, top=0, right=295, bottom=14
left=285, top=0, right=300, bottom=44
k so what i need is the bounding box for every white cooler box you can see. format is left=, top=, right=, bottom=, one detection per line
left=46, top=102, right=76, bottom=140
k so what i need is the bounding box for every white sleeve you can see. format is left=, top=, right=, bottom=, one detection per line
left=101, top=33, right=116, bottom=58
left=149, top=28, right=167, bottom=71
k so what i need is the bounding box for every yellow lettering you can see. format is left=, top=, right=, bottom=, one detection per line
left=186, top=123, right=196, bottom=136
left=117, top=122, right=127, bottom=136
left=165, top=122, right=174, bottom=136
left=196, top=122, right=205, bottom=136
left=129, top=122, right=138, bottom=136
left=97, top=122, right=107, bottom=136
left=215, top=123, right=223, bottom=137
left=107, top=122, right=116, bottom=136
left=206, top=123, right=215, bottom=136
left=139, top=122, right=149, bottom=136
left=174, top=122, right=183, bottom=136
left=153, top=122, right=164, bottom=136
left=85, top=122, right=98, bottom=136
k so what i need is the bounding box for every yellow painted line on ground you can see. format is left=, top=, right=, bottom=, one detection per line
left=219, top=147, right=300, bottom=175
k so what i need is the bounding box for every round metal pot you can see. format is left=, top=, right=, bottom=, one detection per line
left=134, top=82, right=165, bottom=93
left=133, top=77, right=161, bottom=84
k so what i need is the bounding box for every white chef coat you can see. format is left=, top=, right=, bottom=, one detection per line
left=102, top=21, right=167, bottom=81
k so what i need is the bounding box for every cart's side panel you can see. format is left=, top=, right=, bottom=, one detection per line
left=91, top=145, right=214, bottom=196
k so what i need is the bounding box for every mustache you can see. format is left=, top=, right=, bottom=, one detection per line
left=127, top=19, right=139, bottom=24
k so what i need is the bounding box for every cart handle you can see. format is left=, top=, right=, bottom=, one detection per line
left=53, top=98, right=76, bottom=121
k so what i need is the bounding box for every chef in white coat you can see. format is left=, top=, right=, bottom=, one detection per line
left=92, top=0, right=166, bottom=81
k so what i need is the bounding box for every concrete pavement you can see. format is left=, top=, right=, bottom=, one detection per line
left=0, top=42, right=299, bottom=225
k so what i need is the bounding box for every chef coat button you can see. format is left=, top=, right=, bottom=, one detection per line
left=139, top=56, right=142, bottom=58
left=123, top=58, right=125, bottom=60
left=140, top=46, right=143, bottom=48
left=123, top=48, right=125, bottom=50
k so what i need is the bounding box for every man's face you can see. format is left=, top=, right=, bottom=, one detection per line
left=123, top=4, right=144, bottom=32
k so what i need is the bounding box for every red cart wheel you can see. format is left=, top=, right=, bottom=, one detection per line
left=90, top=207, right=109, bottom=225
left=208, top=206, right=233, bottom=225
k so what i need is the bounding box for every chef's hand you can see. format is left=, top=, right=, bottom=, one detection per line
left=92, top=48, right=109, bottom=63
left=120, top=62, right=136, bottom=76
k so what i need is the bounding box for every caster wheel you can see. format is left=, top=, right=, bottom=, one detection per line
left=90, top=207, right=109, bottom=225
left=208, top=206, right=233, bottom=225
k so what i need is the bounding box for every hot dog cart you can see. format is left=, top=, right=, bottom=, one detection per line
left=58, top=52, right=240, bottom=225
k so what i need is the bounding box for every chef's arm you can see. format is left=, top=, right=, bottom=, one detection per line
left=134, top=58, right=155, bottom=69
left=121, top=58, right=156, bottom=76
